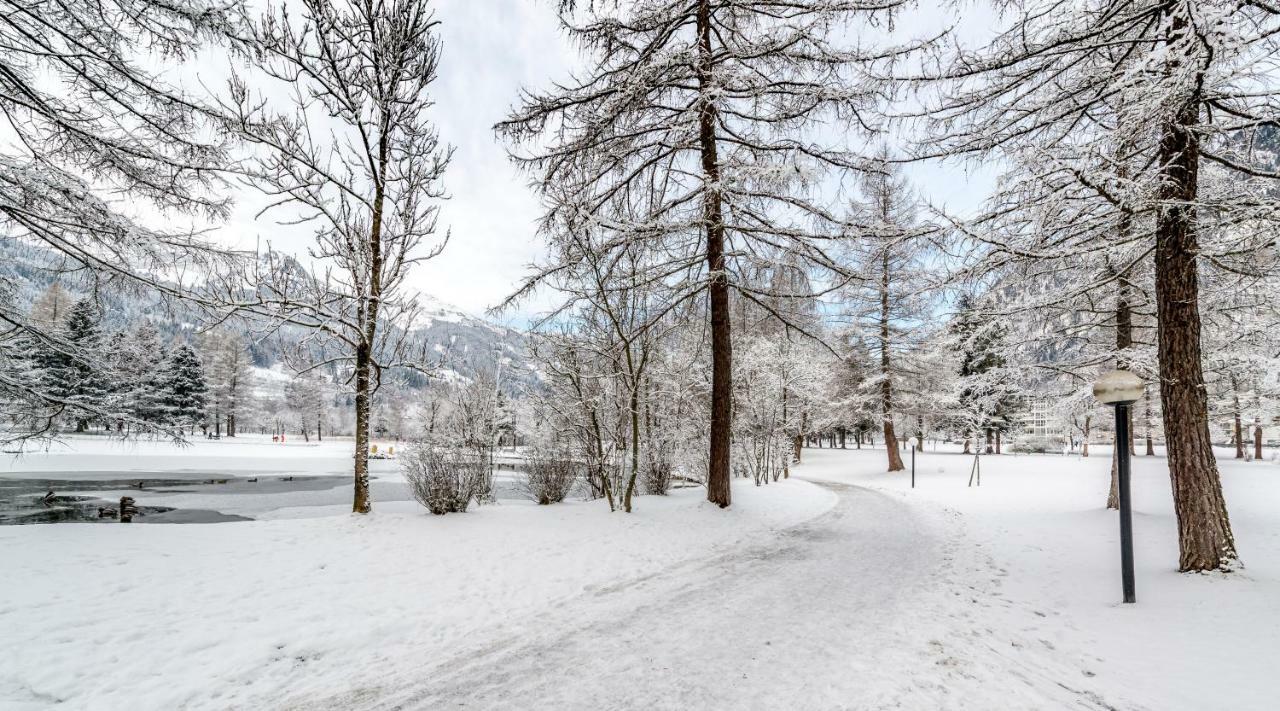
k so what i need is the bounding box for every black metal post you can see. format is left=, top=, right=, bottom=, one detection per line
left=1115, top=402, right=1136, bottom=604
left=911, top=445, right=915, bottom=488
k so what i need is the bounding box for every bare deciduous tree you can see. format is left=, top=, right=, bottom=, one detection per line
left=226, top=0, right=452, bottom=513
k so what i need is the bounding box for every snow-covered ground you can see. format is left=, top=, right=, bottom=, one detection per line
left=2, top=439, right=1277, bottom=709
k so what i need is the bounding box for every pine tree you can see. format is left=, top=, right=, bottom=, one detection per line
left=951, top=295, right=1021, bottom=454
left=63, top=299, right=107, bottom=431
left=156, top=345, right=208, bottom=433
left=124, top=322, right=170, bottom=426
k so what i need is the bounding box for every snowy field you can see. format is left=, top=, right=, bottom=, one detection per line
left=3, top=438, right=1278, bottom=709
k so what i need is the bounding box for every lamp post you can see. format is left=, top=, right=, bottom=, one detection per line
left=1092, top=369, right=1145, bottom=604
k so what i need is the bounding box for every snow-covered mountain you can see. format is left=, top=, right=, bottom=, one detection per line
left=1, top=241, right=535, bottom=390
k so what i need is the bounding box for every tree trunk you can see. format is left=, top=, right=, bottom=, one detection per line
left=353, top=343, right=372, bottom=514
left=1109, top=260, right=1134, bottom=509
left=317, top=412, right=322, bottom=442
left=1107, top=445, right=1120, bottom=510
left=1255, top=421, right=1263, bottom=461
left=995, top=429, right=1002, bottom=454
left=1232, top=378, right=1244, bottom=459
left=963, top=436, right=971, bottom=454
left=1144, top=390, right=1155, bottom=455
left=697, top=0, right=730, bottom=508
left=1081, top=417, right=1090, bottom=457
left=623, top=382, right=640, bottom=513
left=984, top=427, right=993, bottom=455
left=880, top=247, right=903, bottom=472
left=1152, top=34, right=1237, bottom=570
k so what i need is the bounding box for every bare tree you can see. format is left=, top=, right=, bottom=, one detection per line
left=226, top=0, right=452, bottom=513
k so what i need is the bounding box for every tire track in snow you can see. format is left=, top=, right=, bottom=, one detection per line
left=303, top=481, right=1123, bottom=710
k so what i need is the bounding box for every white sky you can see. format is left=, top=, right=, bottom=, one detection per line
left=211, top=0, right=999, bottom=323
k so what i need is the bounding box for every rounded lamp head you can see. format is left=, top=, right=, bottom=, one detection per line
left=1093, top=370, right=1145, bottom=405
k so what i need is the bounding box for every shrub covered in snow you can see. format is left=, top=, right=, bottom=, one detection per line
left=402, top=446, right=487, bottom=515
left=519, top=449, right=580, bottom=505
left=642, top=449, right=674, bottom=495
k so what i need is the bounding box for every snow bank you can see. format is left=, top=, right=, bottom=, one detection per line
left=0, top=476, right=834, bottom=709
left=803, top=443, right=1280, bottom=711
left=0, top=434, right=408, bottom=483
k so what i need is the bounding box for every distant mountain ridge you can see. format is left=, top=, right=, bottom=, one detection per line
left=0, top=240, right=536, bottom=390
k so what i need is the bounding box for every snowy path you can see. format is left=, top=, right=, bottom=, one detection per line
left=311, top=479, right=1114, bottom=710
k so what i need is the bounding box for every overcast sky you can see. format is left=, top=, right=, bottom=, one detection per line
left=215, top=0, right=999, bottom=323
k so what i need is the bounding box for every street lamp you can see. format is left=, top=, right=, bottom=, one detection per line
left=1093, top=369, right=1145, bottom=604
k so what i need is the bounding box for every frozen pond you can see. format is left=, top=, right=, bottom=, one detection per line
left=0, top=435, right=527, bottom=524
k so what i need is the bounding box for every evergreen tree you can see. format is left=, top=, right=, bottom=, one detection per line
left=125, top=322, right=170, bottom=425
left=63, top=299, right=107, bottom=431
left=156, top=345, right=207, bottom=432
left=951, top=295, right=1021, bottom=454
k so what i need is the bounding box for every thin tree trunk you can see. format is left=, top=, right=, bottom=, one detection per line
left=1109, top=262, right=1134, bottom=509
left=1232, top=377, right=1244, bottom=459
left=353, top=343, right=372, bottom=514
left=1152, top=28, right=1237, bottom=570
left=352, top=129, right=389, bottom=515
left=880, top=249, right=903, bottom=472
left=1255, top=421, right=1263, bottom=461
left=697, top=0, right=730, bottom=508
left=623, top=382, right=640, bottom=513
left=1145, top=390, right=1155, bottom=455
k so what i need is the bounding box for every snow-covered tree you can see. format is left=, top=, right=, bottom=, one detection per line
left=62, top=299, right=108, bottom=431
left=198, top=329, right=255, bottom=437
left=225, top=0, right=452, bottom=513
left=905, top=0, right=1280, bottom=571
left=501, top=0, right=912, bottom=508
left=156, top=344, right=208, bottom=433
left=285, top=372, right=328, bottom=442
left=839, top=153, right=937, bottom=471
left=950, top=294, right=1022, bottom=455
left=0, top=0, right=238, bottom=445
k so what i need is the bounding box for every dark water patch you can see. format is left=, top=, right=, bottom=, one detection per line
left=0, top=492, right=250, bottom=525
left=0, top=474, right=347, bottom=525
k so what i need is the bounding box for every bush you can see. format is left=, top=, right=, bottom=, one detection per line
left=643, top=451, right=673, bottom=495
left=402, top=446, right=487, bottom=515
left=520, top=449, right=580, bottom=505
